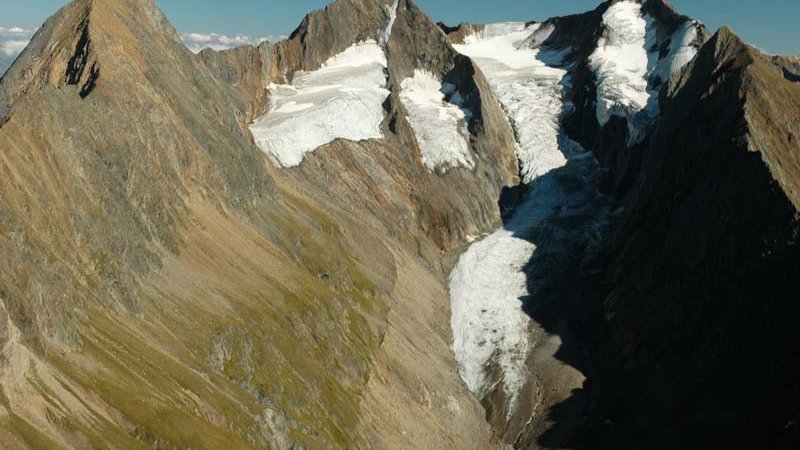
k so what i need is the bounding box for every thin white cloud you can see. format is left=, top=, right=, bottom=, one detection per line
left=0, top=26, right=31, bottom=35
left=2, top=26, right=288, bottom=75
left=181, top=32, right=285, bottom=53
left=0, top=26, right=34, bottom=75
left=1, top=40, right=29, bottom=57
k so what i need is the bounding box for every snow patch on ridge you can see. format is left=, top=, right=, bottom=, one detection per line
left=590, top=1, right=702, bottom=145
left=400, top=70, right=474, bottom=172
left=454, top=24, right=574, bottom=184
left=647, top=19, right=700, bottom=87
left=589, top=1, right=650, bottom=142
left=250, top=41, right=390, bottom=167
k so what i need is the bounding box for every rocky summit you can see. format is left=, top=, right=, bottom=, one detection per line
left=0, top=0, right=798, bottom=449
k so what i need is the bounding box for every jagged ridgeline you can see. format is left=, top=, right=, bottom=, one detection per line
left=0, top=0, right=798, bottom=449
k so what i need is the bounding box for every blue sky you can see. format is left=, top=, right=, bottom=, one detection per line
left=2, top=0, right=799, bottom=55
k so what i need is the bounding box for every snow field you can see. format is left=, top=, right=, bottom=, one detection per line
left=399, top=70, right=474, bottom=172
left=250, top=41, right=390, bottom=167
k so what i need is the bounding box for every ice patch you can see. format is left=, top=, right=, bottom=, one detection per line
left=250, top=41, right=390, bottom=167
left=455, top=24, right=572, bottom=183
left=400, top=70, right=474, bottom=172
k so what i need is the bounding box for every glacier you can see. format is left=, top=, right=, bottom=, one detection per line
left=454, top=23, right=576, bottom=184
left=451, top=23, right=586, bottom=413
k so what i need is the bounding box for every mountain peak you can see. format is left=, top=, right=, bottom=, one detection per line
left=1, top=0, right=186, bottom=118
left=273, top=0, right=397, bottom=79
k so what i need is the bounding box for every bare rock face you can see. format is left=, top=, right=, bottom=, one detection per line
left=198, top=43, right=274, bottom=122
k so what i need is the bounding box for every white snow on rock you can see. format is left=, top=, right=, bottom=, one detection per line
left=249, top=40, right=390, bottom=167
left=454, top=23, right=572, bottom=184
left=590, top=1, right=702, bottom=145
left=647, top=19, right=700, bottom=86
left=381, top=0, right=400, bottom=46
left=399, top=70, right=474, bottom=172
left=451, top=23, right=584, bottom=412
left=589, top=1, right=650, bottom=140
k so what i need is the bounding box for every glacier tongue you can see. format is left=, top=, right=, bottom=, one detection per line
left=249, top=41, right=390, bottom=167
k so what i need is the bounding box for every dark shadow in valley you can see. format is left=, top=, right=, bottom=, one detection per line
left=492, top=65, right=610, bottom=448
left=505, top=153, right=607, bottom=450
